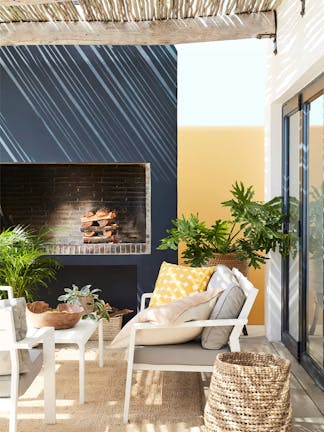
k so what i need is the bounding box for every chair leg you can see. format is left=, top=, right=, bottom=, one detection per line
left=43, top=328, right=56, bottom=424
left=123, top=362, right=133, bottom=424
left=9, top=398, right=18, bottom=432
left=10, top=350, right=19, bottom=432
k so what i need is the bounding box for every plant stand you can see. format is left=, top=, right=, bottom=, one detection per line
left=204, top=352, right=292, bottom=432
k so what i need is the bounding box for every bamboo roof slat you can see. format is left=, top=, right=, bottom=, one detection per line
left=1, top=10, right=276, bottom=46
left=0, top=0, right=282, bottom=46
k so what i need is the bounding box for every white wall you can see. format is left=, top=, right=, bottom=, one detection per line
left=264, top=0, right=324, bottom=340
left=176, top=39, right=266, bottom=126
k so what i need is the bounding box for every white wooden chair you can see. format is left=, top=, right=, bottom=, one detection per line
left=0, top=286, right=56, bottom=432
left=123, top=284, right=258, bottom=423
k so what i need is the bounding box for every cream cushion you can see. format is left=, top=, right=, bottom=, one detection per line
left=0, top=297, right=32, bottom=375
left=110, top=289, right=223, bottom=349
left=201, top=265, right=246, bottom=350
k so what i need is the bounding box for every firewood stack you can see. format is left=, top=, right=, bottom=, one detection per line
left=80, top=208, right=119, bottom=243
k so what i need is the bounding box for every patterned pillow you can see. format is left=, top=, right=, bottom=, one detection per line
left=149, top=261, right=215, bottom=308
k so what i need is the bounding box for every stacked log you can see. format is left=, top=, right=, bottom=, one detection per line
left=80, top=208, right=119, bottom=243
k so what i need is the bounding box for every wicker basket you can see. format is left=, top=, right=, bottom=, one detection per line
left=206, top=253, right=249, bottom=276
left=204, top=352, right=292, bottom=432
left=89, top=315, right=123, bottom=341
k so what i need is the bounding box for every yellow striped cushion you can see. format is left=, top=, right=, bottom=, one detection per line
left=149, top=261, right=215, bottom=308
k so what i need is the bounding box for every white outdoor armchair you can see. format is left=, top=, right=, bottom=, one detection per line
left=123, top=283, right=258, bottom=423
left=0, top=286, right=56, bottom=432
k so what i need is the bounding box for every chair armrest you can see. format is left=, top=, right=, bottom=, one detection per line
left=140, top=293, right=153, bottom=311
left=132, top=318, right=247, bottom=331
left=16, top=327, right=54, bottom=349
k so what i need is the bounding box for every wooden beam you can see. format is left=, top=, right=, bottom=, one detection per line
left=0, top=12, right=275, bottom=46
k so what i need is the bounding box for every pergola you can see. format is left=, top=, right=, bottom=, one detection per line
left=0, top=0, right=281, bottom=46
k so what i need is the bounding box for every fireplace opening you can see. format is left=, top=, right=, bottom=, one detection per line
left=0, top=163, right=151, bottom=255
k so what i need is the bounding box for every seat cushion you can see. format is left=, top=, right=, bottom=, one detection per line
left=0, top=349, right=43, bottom=398
left=110, top=289, right=223, bottom=349
left=149, top=261, right=215, bottom=308
left=134, top=341, right=228, bottom=366
left=201, top=265, right=246, bottom=350
left=0, top=297, right=32, bottom=375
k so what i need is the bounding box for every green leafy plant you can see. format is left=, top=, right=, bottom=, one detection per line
left=308, top=183, right=323, bottom=259
left=58, top=284, right=111, bottom=321
left=0, top=225, right=61, bottom=301
left=158, top=181, right=292, bottom=269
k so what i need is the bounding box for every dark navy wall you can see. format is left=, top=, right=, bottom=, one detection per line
left=0, top=45, right=177, bottom=313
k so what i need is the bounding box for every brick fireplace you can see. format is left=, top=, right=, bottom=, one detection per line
left=0, top=163, right=151, bottom=255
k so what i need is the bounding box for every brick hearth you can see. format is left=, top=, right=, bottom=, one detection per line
left=0, top=163, right=151, bottom=255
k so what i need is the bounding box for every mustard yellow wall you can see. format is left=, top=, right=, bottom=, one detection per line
left=178, top=126, right=265, bottom=324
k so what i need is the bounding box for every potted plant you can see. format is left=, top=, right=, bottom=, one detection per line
left=58, top=284, right=111, bottom=321
left=158, top=182, right=292, bottom=271
left=58, top=284, right=133, bottom=340
left=0, top=225, right=61, bottom=301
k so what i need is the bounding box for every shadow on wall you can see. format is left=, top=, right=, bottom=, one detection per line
left=0, top=45, right=177, bottom=183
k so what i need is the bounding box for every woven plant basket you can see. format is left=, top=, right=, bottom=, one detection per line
left=89, top=315, right=123, bottom=341
left=204, top=352, right=292, bottom=432
left=206, top=253, right=249, bottom=276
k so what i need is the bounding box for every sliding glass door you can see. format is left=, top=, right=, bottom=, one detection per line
left=282, top=74, right=323, bottom=389
left=282, top=109, right=301, bottom=357
left=307, top=93, right=323, bottom=370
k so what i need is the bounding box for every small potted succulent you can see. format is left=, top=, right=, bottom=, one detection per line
left=58, top=284, right=111, bottom=321
left=58, top=284, right=133, bottom=340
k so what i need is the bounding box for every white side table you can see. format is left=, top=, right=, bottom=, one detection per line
left=28, top=318, right=104, bottom=404
left=54, top=319, right=104, bottom=404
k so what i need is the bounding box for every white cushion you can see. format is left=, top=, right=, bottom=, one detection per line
left=201, top=265, right=246, bottom=350
left=232, top=267, right=255, bottom=297
left=0, top=297, right=32, bottom=375
left=206, top=264, right=238, bottom=292
left=110, top=289, right=223, bottom=349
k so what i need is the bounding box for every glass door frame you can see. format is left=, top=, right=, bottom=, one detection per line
left=281, top=105, right=301, bottom=360
left=282, top=73, right=324, bottom=390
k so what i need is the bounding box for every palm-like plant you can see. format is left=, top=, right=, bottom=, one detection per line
left=158, top=182, right=292, bottom=269
left=0, top=225, right=61, bottom=301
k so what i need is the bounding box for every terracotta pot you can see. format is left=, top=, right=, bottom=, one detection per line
left=77, top=296, right=95, bottom=314
left=206, top=252, right=249, bottom=276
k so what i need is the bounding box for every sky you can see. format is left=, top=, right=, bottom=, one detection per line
left=176, top=39, right=268, bottom=127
